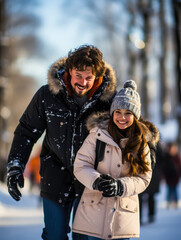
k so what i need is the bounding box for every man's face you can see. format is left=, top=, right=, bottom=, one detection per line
left=69, top=66, right=96, bottom=97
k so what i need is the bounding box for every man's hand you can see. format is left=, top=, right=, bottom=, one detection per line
left=7, top=167, right=24, bottom=201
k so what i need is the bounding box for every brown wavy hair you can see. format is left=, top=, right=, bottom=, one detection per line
left=65, top=45, right=105, bottom=78
left=108, top=116, right=150, bottom=176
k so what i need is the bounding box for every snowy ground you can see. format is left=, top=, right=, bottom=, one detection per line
left=0, top=180, right=181, bottom=240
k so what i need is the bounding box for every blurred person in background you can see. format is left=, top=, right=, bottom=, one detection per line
left=6, top=45, right=117, bottom=240
left=163, top=141, right=181, bottom=208
left=25, top=146, right=42, bottom=206
left=26, top=147, right=41, bottom=193
left=139, top=141, right=165, bottom=224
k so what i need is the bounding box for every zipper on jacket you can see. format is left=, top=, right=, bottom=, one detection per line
left=70, top=112, right=77, bottom=165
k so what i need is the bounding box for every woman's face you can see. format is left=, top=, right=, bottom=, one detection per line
left=113, top=109, right=134, bottom=130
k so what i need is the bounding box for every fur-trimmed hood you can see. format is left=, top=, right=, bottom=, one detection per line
left=86, top=111, right=160, bottom=147
left=47, top=57, right=117, bottom=102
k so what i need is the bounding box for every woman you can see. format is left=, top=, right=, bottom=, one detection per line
left=73, top=80, right=160, bottom=239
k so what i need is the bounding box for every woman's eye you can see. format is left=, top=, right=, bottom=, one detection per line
left=115, top=111, right=121, bottom=114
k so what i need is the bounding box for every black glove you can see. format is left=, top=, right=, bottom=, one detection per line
left=7, top=166, right=24, bottom=201
left=100, top=174, right=124, bottom=197
left=92, top=174, right=113, bottom=191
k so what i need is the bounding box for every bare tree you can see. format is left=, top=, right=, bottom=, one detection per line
left=125, top=0, right=138, bottom=80
left=136, top=0, right=153, bottom=119
left=0, top=0, right=7, bottom=158
left=1, top=0, right=43, bottom=156
left=159, top=0, right=168, bottom=123
left=172, top=0, right=181, bottom=146
left=5, top=0, right=43, bottom=63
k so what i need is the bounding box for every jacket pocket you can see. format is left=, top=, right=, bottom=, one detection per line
left=119, top=197, right=138, bottom=213
left=80, top=191, right=104, bottom=206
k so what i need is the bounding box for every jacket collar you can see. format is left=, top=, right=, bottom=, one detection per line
left=87, top=112, right=160, bottom=147
left=47, top=57, right=117, bottom=102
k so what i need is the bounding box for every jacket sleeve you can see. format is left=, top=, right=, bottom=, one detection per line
left=7, top=86, right=47, bottom=171
left=120, top=145, right=152, bottom=197
left=74, top=131, right=152, bottom=196
left=74, top=132, right=101, bottom=190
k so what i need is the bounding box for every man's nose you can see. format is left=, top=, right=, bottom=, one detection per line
left=79, top=78, right=87, bottom=86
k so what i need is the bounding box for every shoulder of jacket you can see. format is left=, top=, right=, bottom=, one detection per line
left=89, top=127, right=99, bottom=134
left=86, top=111, right=110, bottom=131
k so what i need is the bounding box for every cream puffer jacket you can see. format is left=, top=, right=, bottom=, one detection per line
left=73, top=127, right=153, bottom=239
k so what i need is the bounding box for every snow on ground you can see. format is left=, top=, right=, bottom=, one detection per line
left=0, top=180, right=181, bottom=240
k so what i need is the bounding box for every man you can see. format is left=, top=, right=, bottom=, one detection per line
left=6, top=45, right=117, bottom=240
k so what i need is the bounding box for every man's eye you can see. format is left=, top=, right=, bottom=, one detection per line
left=86, top=77, right=93, bottom=81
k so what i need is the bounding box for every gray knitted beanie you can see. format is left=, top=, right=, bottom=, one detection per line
left=110, top=80, right=141, bottom=119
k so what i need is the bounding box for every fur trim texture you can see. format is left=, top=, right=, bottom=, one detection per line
left=86, top=111, right=110, bottom=131
left=47, top=58, right=117, bottom=102
left=86, top=112, right=160, bottom=147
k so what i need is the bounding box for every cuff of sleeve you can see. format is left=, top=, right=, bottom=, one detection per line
left=7, top=159, right=25, bottom=172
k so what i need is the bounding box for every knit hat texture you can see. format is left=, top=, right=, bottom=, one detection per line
left=110, top=80, right=141, bottom=119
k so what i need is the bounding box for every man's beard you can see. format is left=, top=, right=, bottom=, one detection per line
left=73, top=84, right=89, bottom=97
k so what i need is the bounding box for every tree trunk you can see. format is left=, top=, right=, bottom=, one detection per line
left=159, top=0, right=167, bottom=123
left=172, top=0, right=181, bottom=148
left=0, top=0, right=6, bottom=157
left=139, top=0, right=152, bottom=119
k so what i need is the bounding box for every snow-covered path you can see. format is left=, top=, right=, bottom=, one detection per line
left=0, top=181, right=181, bottom=240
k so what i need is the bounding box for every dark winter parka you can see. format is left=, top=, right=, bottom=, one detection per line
left=7, top=58, right=117, bottom=205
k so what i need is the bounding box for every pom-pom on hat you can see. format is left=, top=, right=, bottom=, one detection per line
left=110, top=80, right=141, bottom=119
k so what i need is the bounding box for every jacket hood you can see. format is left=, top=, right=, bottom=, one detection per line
left=48, top=57, right=117, bottom=102
left=86, top=112, right=160, bottom=147
left=86, top=111, right=110, bottom=131
left=139, top=118, right=160, bottom=147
